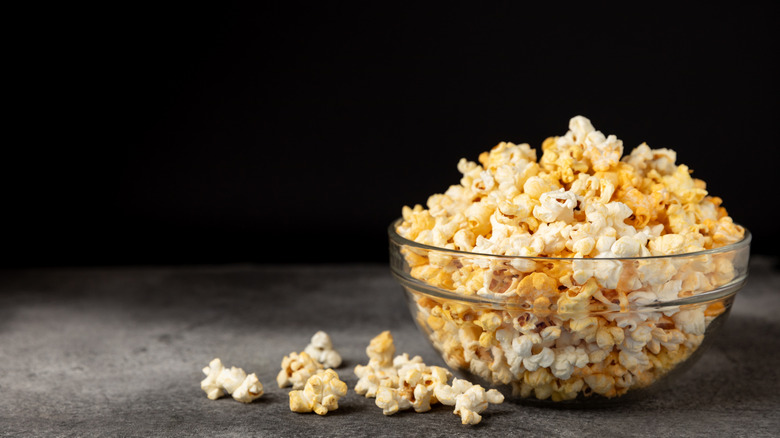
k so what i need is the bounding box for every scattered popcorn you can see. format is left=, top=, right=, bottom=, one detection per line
left=201, top=358, right=264, bottom=403
left=395, top=116, right=747, bottom=401
left=303, top=330, right=343, bottom=369
left=289, top=369, right=348, bottom=415
left=277, top=351, right=323, bottom=390
left=355, top=331, right=503, bottom=425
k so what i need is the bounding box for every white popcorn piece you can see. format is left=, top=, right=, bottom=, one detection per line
left=289, top=369, right=348, bottom=415
left=231, top=373, right=265, bottom=403
left=435, top=378, right=504, bottom=425
left=522, top=346, right=555, bottom=372
left=611, top=235, right=643, bottom=257
left=303, top=331, right=343, bottom=369
left=277, top=351, right=323, bottom=390
left=200, top=358, right=264, bottom=403
left=623, top=142, right=677, bottom=176
left=401, top=370, right=433, bottom=413
left=393, top=352, right=425, bottom=376
left=550, top=346, right=589, bottom=380
left=533, top=189, right=577, bottom=223
left=201, top=358, right=226, bottom=400
left=583, top=129, right=624, bottom=172
left=218, top=365, right=248, bottom=395
left=618, top=349, right=652, bottom=374
left=354, top=367, right=398, bottom=399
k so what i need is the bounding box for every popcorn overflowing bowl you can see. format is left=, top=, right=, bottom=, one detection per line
left=388, top=115, right=751, bottom=404
left=389, top=223, right=750, bottom=404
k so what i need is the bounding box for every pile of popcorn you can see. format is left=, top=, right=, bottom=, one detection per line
left=354, top=331, right=504, bottom=425
left=395, top=116, right=745, bottom=400
left=201, top=330, right=348, bottom=414
left=277, top=331, right=348, bottom=415
left=200, top=330, right=505, bottom=424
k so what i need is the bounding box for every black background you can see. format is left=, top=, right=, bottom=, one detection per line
left=5, top=4, right=778, bottom=267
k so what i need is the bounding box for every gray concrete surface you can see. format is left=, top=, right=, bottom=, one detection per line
left=1, top=257, right=778, bottom=437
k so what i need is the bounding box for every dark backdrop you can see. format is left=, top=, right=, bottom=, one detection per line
left=5, top=4, right=778, bottom=267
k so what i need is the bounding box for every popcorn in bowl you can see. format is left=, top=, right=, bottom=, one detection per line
left=389, top=116, right=750, bottom=403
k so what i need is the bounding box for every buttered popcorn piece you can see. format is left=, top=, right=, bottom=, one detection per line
left=354, top=331, right=398, bottom=397
left=289, top=369, right=348, bottom=415
left=304, top=330, right=343, bottom=369
left=200, top=358, right=264, bottom=403
left=396, top=116, right=746, bottom=401
left=375, top=386, right=413, bottom=415
left=277, top=351, right=323, bottom=390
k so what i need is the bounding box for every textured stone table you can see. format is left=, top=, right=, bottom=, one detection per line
left=1, top=257, right=778, bottom=437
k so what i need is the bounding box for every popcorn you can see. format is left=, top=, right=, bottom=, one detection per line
left=533, top=189, right=577, bottom=223
left=672, top=308, right=706, bottom=336
left=382, top=369, right=446, bottom=414
left=232, top=373, right=265, bottom=403
left=201, top=358, right=264, bottom=403
left=375, top=360, right=447, bottom=415
left=435, top=378, right=505, bottom=425
left=395, top=116, right=746, bottom=401
left=303, top=331, right=343, bottom=369
left=277, top=351, right=323, bottom=390
left=354, top=331, right=398, bottom=397
left=201, top=358, right=227, bottom=400
left=289, top=369, right=348, bottom=415
left=375, top=386, right=413, bottom=415
left=355, top=331, right=503, bottom=425
left=522, top=346, right=554, bottom=372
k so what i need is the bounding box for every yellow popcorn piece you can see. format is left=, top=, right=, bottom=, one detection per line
left=476, top=311, right=503, bottom=332
left=277, top=351, right=323, bottom=390
left=289, top=369, right=348, bottom=415
left=375, top=386, right=412, bottom=416
left=516, top=272, right=558, bottom=301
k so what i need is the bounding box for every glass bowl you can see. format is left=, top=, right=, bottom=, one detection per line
left=388, top=219, right=751, bottom=405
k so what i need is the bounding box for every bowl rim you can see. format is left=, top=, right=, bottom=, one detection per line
left=388, top=218, right=751, bottom=262
left=388, top=218, right=751, bottom=308
left=390, top=267, right=748, bottom=309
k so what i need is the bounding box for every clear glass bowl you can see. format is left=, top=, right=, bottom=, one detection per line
left=388, top=219, right=751, bottom=405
